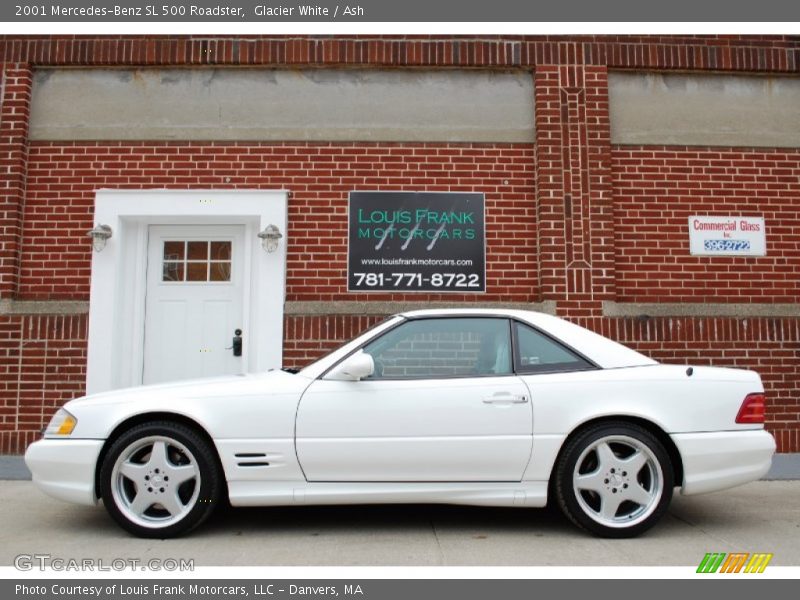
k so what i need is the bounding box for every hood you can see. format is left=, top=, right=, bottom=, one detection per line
left=66, top=369, right=311, bottom=409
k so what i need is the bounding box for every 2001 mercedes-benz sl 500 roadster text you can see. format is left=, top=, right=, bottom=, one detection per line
left=26, top=309, right=775, bottom=538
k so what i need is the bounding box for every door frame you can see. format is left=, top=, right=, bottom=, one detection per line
left=86, top=190, right=288, bottom=394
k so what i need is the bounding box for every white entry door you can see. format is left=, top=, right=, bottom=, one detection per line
left=143, top=225, right=246, bottom=385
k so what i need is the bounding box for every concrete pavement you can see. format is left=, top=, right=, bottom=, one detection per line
left=1, top=480, right=798, bottom=567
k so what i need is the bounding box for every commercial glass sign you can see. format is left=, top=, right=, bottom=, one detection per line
left=688, top=216, right=766, bottom=256
left=348, top=191, right=486, bottom=292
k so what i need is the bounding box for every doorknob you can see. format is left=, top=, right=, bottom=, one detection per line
left=231, top=329, right=243, bottom=357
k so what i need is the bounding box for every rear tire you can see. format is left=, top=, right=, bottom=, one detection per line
left=99, top=421, right=222, bottom=538
left=554, top=422, right=674, bottom=538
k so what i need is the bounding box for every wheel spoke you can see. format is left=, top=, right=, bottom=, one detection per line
left=619, top=449, right=648, bottom=476
left=146, top=440, right=169, bottom=470
left=118, top=460, right=147, bottom=481
left=599, top=492, right=623, bottom=520
left=158, top=490, right=186, bottom=517
left=128, top=491, right=153, bottom=517
left=626, top=481, right=655, bottom=507
left=575, top=469, right=605, bottom=493
left=594, top=442, right=616, bottom=471
left=168, top=463, right=198, bottom=486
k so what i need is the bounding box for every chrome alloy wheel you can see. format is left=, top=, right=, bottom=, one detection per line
left=110, top=435, right=201, bottom=529
left=571, top=434, right=664, bottom=529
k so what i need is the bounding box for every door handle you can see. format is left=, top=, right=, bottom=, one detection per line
left=482, top=393, right=528, bottom=404
left=226, top=328, right=243, bottom=357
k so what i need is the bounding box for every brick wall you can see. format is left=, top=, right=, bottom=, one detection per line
left=534, top=65, right=614, bottom=317
left=613, top=146, right=800, bottom=303
left=0, top=314, right=87, bottom=453
left=1, top=36, right=798, bottom=72
left=0, top=64, right=31, bottom=298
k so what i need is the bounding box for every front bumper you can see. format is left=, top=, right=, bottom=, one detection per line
left=24, top=438, right=105, bottom=506
left=673, top=429, right=776, bottom=495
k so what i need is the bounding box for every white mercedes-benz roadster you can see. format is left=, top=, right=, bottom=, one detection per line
left=26, top=309, right=775, bottom=538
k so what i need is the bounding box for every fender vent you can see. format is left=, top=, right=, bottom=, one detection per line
left=235, top=452, right=270, bottom=467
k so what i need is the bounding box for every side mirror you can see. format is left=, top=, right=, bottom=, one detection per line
left=326, top=350, right=375, bottom=381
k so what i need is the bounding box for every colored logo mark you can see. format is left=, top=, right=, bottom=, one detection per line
left=696, top=552, right=773, bottom=573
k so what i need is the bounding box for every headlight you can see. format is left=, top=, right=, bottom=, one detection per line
left=45, top=408, right=77, bottom=436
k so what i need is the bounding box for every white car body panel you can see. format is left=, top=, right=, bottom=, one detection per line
left=25, top=439, right=104, bottom=506
left=296, top=376, right=532, bottom=481
left=674, top=430, right=775, bottom=495
left=55, top=371, right=314, bottom=492
left=228, top=481, right=548, bottom=508
left=521, top=364, right=764, bottom=435
left=63, top=370, right=309, bottom=441
left=24, top=308, right=775, bottom=518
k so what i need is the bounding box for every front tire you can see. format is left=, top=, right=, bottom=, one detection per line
left=99, top=421, right=222, bottom=538
left=554, top=422, right=674, bottom=538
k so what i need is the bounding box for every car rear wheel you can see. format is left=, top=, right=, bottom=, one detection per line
left=99, top=421, right=222, bottom=538
left=554, top=422, right=674, bottom=538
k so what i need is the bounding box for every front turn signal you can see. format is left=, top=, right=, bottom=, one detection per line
left=45, top=409, right=77, bottom=436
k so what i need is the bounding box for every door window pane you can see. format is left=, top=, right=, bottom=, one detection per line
left=161, top=240, right=232, bottom=283
left=162, top=261, right=184, bottom=282
left=363, top=318, right=512, bottom=379
left=186, top=241, right=209, bottom=260
left=186, top=262, right=208, bottom=282
left=210, top=241, right=232, bottom=261
left=514, top=322, right=593, bottom=373
left=209, top=262, right=232, bottom=282
left=163, top=241, right=185, bottom=261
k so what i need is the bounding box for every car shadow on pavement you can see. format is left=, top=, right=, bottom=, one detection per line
left=203, top=502, right=579, bottom=538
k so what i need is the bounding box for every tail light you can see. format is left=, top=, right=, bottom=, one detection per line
left=736, top=393, right=766, bottom=424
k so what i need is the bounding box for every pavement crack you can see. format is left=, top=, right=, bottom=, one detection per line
left=429, top=518, right=445, bottom=566
left=669, top=510, right=697, bottom=528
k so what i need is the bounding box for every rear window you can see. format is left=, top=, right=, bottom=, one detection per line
left=514, top=322, right=594, bottom=374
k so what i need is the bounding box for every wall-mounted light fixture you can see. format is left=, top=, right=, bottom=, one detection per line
left=86, top=224, right=113, bottom=252
left=257, top=224, right=283, bottom=253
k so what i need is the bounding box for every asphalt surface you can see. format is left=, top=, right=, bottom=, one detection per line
left=1, top=479, right=798, bottom=566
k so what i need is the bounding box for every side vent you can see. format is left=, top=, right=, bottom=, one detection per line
left=235, top=452, right=270, bottom=467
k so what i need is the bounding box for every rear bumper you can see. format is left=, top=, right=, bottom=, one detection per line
left=24, top=438, right=104, bottom=506
left=673, top=429, right=775, bottom=496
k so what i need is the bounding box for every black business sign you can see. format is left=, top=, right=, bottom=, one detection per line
left=348, top=191, right=486, bottom=292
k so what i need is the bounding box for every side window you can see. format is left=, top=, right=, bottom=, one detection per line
left=363, top=318, right=512, bottom=380
left=514, top=322, right=594, bottom=373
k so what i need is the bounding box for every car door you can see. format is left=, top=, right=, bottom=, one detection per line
left=295, top=317, right=533, bottom=482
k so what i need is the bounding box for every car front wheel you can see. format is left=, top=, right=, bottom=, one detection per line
left=554, top=422, right=674, bottom=538
left=99, top=421, right=222, bottom=538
